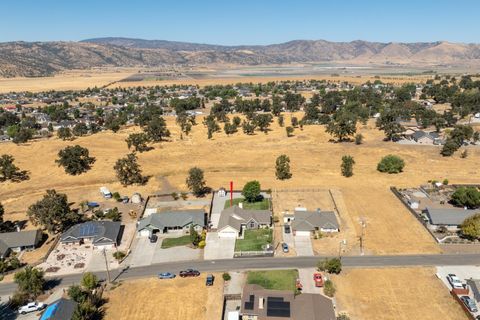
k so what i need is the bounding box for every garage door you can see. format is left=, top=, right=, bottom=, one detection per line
left=219, top=231, right=237, bottom=238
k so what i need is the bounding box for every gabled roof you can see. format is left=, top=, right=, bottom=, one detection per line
left=137, top=210, right=206, bottom=231
left=291, top=210, right=339, bottom=231
left=0, top=240, right=10, bottom=258
left=60, top=221, right=121, bottom=245
left=40, top=298, right=77, bottom=320
left=218, top=206, right=271, bottom=233
left=412, top=131, right=440, bottom=141
left=0, top=229, right=41, bottom=249
left=241, top=284, right=335, bottom=320
left=425, top=207, right=478, bottom=226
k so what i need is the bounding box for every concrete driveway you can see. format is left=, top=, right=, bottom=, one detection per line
left=294, top=235, right=314, bottom=256
left=128, top=236, right=157, bottom=267
left=204, top=232, right=236, bottom=260
left=298, top=268, right=322, bottom=294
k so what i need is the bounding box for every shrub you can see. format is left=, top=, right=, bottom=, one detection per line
left=355, top=133, right=363, bottom=145
left=451, top=187, right=480, bottom=209
left=377, top=155, right=405, bottom=174
left=222, top=272, right=231, bottom=281
left=180, top=192, right=188, bottom=200
left=242, top=180, right=261, bottom=202
left=443, top=179, right=449, bottom=185
left=112, top=192, right=121, bottom=202
left=317, top=257, right=342, bottom=274
left=113, top=251, right=126, bottom=260
left=461, top=213, right=480, bottom=239
left=171, top=192, right=179, bottom=200
left=324, top=279, right=336, bottom=297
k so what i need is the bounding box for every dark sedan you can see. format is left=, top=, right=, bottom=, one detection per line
left=179, top=269, right=200, bottom=277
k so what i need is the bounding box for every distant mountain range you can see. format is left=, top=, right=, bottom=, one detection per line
left=1, top=37, right=480, bottom=77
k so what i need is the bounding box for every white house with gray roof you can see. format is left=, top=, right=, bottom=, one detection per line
left=137, top=209, right=206, bottom=237
left=0, top=229, right=42, bottom=259
left=217, top=205, right=272, bottom=238
left=291, top=210, right=339, bottom=236
left=60, top=221, right=121, bottom=249
left=425, top=207, right=479, bottom=230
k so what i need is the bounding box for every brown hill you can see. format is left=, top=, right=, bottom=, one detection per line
left=1, top=38, right=480, bottom=77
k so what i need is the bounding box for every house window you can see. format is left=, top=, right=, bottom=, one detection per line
left=250, top=221, right=255, bottom=228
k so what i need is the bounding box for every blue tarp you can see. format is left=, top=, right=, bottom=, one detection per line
left=40, top=301, right=59, bottom=320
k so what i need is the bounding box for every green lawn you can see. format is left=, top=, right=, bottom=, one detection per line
left=235, top=228, right=273, bottom=251
left=224, top=197, right=270, bottom=210
left=161, top=235, right=192, bottom=249
left=247, top=270, right=299, bottom=291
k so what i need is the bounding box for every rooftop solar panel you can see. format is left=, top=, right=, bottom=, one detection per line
left=267, top=297, right=290, bottom=318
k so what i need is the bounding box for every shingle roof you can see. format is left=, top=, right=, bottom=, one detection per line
left=218, top=206, right=271, bottom=232
left=0, top=240, right=10, bottom=258
left=412, top=131, right=440, bottom=141
left=137, top=210, right=206, bottom=232
left=241, top=284, right=335, bottom=320
left=425, top=207, right=479, bottom=225
left=0, top=230, right=41, bottom=248
left=40, top=298, right=77, bottom=320
left=291, top=211, right=339, bottom=231
left=60, top=221, right=121, bottom=245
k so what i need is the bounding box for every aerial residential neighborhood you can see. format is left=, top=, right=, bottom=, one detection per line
left=2, top=1, right=480, bottom=320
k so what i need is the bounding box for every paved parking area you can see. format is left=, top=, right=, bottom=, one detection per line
left=129, top=235, right=203, bottom=266
left=204, top=232, right=236, bottom=260
left=436, top=265, right=480, bottom=318
left=128, top=236, right=159, bottom=267
left=151, top=242, right=202, bottom=263
left=298, top=268, right=322, bottom=294
left=294, top=235, right=314, bottom=256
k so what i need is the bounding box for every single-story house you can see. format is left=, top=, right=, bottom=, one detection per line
left=411, top=131, right=443, bottom=145
left=217, top=205, right=271, bottom=238
left=40, top=298, right=77, bottom=320
left=241, top=284, right=335, bottom=320
left=425, top=207, right=479, bottom=230
left=0, top=229, right=42, bottom=259
left=60, top=221, right=121, bottom=249
left=137, top=210, right=206, bottom=237
left=290, top=210, right=339, bottom=236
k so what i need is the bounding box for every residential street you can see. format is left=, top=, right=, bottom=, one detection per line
left=1, top=253, right=479, bottom=297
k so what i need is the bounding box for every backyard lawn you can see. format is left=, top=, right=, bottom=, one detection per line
left=235, top=228, right=273, bottom=251
left=224, top=197, right=270, bottom=210
left=247, top=269, right=299, bottom=291
left=161, top=235, right=192, bottom=249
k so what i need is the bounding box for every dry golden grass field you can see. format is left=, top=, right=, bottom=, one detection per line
left=113, top=74, right=432, bottom=89
left=0, top=67, right=433, bottom=93
left=1, top=114, right=479, bottom=254
left=333, top=268, right=467, bottom=320
left=0, top=69, right=135, bottom=93
left=102, top=274, right=223, bottom=320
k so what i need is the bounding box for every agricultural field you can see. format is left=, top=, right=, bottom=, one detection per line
left=102, top=274, right=223, bottom=320
left=332, top=268, right=467, bottom=320
left=1, top=113, right=479, bottom=255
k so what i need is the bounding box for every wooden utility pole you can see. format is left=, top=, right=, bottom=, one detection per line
left=103, top=249, right=111, bottom=283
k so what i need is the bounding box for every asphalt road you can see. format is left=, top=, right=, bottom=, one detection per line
left=0, top=253, right=479, bottom=297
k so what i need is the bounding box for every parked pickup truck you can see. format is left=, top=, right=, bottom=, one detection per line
left=460, top=296, right=478, bottom=313
left=206, top=274, right=214, bottom=286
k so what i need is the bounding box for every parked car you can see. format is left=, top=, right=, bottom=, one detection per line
left=206, top=274, right=214, bottom=286
left=447, top=274, right=463, bottom=289
left=18, top=302, right=46, bottom=315
left=158, top=272, right=176, bottom=279
left=284, top=225, right=291, bottom=234
left=149, top=234, right=158, bottom=243
left=460, top=296, right=478, bottom=313
left=179, top=269, right=200, bottom=277
left=313, top=272, right=324, bottom=287
left=282, top=243, right=289, bottom=253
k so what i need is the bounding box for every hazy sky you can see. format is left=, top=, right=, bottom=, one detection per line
left=2, top=0, right=479, bottom=44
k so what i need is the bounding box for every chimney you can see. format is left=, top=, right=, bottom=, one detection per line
left=259, top=297, right=264, bottom=309
left=16, top=225, right=20, bottom=232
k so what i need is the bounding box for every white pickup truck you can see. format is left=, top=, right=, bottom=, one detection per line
left=100, top=186, right=112, bottom=199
